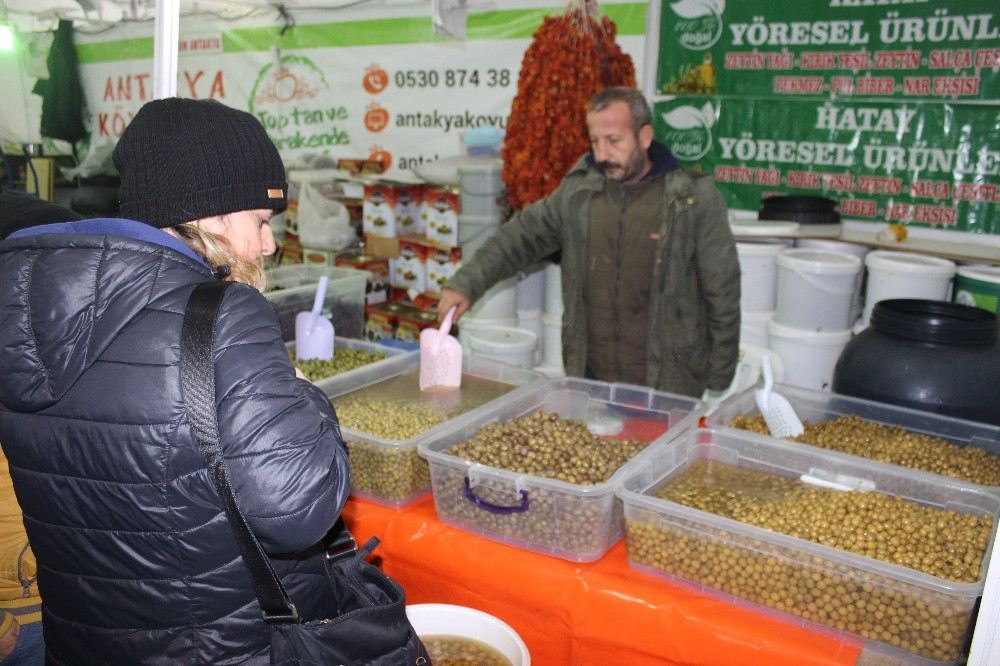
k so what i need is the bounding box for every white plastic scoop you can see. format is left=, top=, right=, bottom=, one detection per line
left=755, top=355, right=804, bottom=438
left=294, top=276, right=334, bottom=360
left=419, top=306, right=462, bottom=391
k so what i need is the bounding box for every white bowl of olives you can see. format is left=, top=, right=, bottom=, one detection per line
left=406, top=603, right=530, bottom=665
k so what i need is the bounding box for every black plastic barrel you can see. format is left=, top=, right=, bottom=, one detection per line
left=833, top=299, right=1000, bottom=425
left=759, top=195, right=841, bottom=225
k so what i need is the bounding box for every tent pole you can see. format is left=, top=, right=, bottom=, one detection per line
left=152, top=0, right=179, bottom=98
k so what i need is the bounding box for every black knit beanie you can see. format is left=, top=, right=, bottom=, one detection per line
left=113, top=97, right=287, bottom=228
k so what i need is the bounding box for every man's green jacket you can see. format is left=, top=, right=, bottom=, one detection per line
left=447, top=153, right=741, bottom=397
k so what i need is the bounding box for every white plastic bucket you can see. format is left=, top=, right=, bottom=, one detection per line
left=467, top=277, right=518, bottom=321
left=540, top=310, right=564, bottom=370
left=467, top=326, right=538, bottom=369
left=740, top=309, right=773, bottom=349
left=776, top=249, right=861, bottom=331
left=517, top=308, right=544, bottom=364
left=768, top=319, right=852, bottom=392
left=795, top=238, right=870, bottom=261
left=458, top=213, right=501, bottom=257
left=862, top=251, right=957, bottom=326
left=544, top=263, right=563, bottom=315
left=458, top=160, right=503, bottom=217
left=517, top=265, right=546, bottom=312
left=458, top=315, right=517, bottom=350
left=954, top=264, right=1000, bottom=314
left=737, top=242, right=785, bottom=311
left=406, top=603, right=530, bottom=666
left=795, top=239, right=869, bottom=322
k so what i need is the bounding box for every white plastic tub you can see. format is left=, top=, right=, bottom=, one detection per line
left=795, top=238, right=870, bottom=261
left=516, top=264, right=546, bottom=312
left=862, top=251, right=956, bottom=326
left=739, top=309, right=773, bottom=349
left=466, top=276, right=518, bottom=321
left=458, top=315, right=518, bottom=350
left=775, top=249, right=861, bottom=331
left=736, top=241, right=785, bottom=311
left=458, top=213, right=501, bottom=257
left=954, top=264, right=1000, bottom=314
left=516, top=308, right=544, bottom=365
left=418, top=378, right=705, bottom=561
left=768, top=319, right=851, bottom=392
left=458, top=159, right=503, bottom=217
left=406, top=603, right=530, bottom=666
left=540, top=311, right=563, bottom=371
left=467, top=326, right=538, bottom=369
left=544, top=262, right=563, bottom=315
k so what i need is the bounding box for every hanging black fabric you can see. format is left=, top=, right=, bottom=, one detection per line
left=180, top=280, right=429, bottom=666
left=32, top=20, right=86, bottom=144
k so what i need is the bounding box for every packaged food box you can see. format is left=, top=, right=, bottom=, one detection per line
left=424, top=187, right=460, bottom=248
left=426, top=247, right=462, bottom=298
left=321, top=355, right=542, bottom=507
left=617, top=427, right=1000, bottom=665
left=285, top=337, right=412, bottom=385
left=390, top=239, right=429, bottom=294
left=707, top=384, right=1000, bottom=493
left=263, top=265, right=369, bottom=341
left=363, top=184, right=399, bottom=238
left=418, top=379, right=705, bottom=562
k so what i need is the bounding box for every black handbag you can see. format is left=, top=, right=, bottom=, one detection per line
left=181, top=281, right=430, bottom=666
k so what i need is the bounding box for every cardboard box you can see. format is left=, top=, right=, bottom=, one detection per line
left=363, top=184, right=399, bottom=238
left=395, top=304, right=440, bottom=343
left=390, top=239, right=429, bottom=294
left=425, top=246, right=462, bottom=298
left=394, top=185, right=425, bottom=237
left=423, top=188, right=460, bottom=248
left=364, top=303, right=398, bottom=341
left=336, top=252, right=390, bottom=305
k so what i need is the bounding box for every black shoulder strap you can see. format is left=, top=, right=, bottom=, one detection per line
left=180, top=280, right=299, bottom=623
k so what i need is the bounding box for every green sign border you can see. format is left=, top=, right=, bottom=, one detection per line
left=77, top=4, right=646, bottom=64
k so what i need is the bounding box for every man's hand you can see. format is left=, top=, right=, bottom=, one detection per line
left=0, top=616, right=19, bottom=660
left=437, top=288, right=471, bottom=324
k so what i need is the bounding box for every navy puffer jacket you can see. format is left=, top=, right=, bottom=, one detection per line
left=0, top=219, right=351, bottom=664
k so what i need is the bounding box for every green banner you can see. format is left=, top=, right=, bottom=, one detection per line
left=654, top=96, right=1000, bottom=234
left=658, top=0, right=1000, bottom=100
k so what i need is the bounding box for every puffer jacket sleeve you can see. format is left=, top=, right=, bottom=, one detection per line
left=209, top=283, right=350, bottom=554
left=692, top=177, right=741, bottom=390
left=446, top=179, right=569, bottom=302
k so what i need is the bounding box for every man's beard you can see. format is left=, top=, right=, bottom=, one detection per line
left=597, top=147, right=647, bottom=182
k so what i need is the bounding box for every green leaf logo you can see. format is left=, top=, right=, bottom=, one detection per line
left=670, top=0, right=725, bottom=50
left=661, top=101, right=715, bottom=161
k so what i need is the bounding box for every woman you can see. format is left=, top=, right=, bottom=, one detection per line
left=0, top=98, right=351, bottom=664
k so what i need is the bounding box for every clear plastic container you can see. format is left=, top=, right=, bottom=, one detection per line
left=617, top=427, right=1000, bottom=665
left=285, top=337, right=414, bottom=386
left=706, top=384, right=1000, bottom=493
left=263, top=265, right=369, bottom=341
left=321, top=355, right=541, bottom=507
left=418, top=379, right=705, bottom=562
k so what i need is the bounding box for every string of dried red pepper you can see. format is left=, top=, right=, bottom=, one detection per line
left=501, top=0, right=636, bottom=210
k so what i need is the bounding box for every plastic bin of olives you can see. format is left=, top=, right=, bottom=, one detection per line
left=286, top=338, right=408, bottom=384
left=322, top=354, right=543, bottom=507
left=706, top=383, right=1000, bottom=492
left=616, top=427, right=1000, bottom=665
left=417, top=378, right=705, bottom=562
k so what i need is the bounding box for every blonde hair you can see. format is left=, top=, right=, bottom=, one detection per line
left=171, top=218, right=267, bottom=291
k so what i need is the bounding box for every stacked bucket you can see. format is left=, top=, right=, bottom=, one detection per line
left=456, top=161, right=540, bottom=369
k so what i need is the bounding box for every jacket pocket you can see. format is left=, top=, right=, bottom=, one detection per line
left=669, top=340, right=709, bottom=389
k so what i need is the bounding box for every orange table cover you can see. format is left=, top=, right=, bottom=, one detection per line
left=343, top=495, right=863, bottom=666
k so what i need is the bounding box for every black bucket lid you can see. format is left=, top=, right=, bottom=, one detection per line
left=759, top=195, right=841, bottom=225
left=871, top=299, right=998, bottom=346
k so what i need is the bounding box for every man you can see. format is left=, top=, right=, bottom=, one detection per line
left=438, top=87, right=740, bottom=397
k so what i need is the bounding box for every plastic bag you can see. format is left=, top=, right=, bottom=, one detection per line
left=298, top=182, right=356, bottom=250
